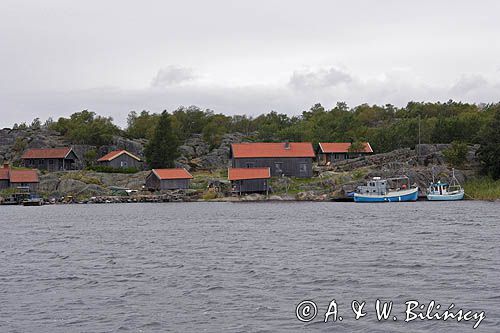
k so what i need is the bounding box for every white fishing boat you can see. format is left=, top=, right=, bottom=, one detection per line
left=427, top=169, right=464, bottom=201
left=354, top=176, right=419, bottom=202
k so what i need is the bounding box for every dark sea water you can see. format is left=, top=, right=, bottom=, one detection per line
left=0, top=201, right=499, bottom=332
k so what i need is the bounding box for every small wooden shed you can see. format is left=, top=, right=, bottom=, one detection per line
left=97, top=150, right=143, bottom=169
left=317, top=142, right=373, bottom=165
left=0, top=163, right=39, bottom=192
left=21, top=147, right=79, bottom=171
left=228, top=167, right=271, bottom=194
left=145, top=168, right=193, bottom=191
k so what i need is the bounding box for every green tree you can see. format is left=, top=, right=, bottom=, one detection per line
left=443, top=141, right=469, bottom=167
left=477, top=107, right=500, bottom=179
left=12, top=137, right=27, bottom=153
left=348, top=141, right=366, bottom=153
left=202, top=114, right=231, bottom=148
left=30, top=118, right=41, bottom=130
left=49, top=110, right=120, bottom=146
left=171, top=106, right=212, bottom=140
left=126, top=110, right=159, bottom=140
left=144, top=111, right=180, bottom=168
left=83, top=149, right=98, bottom=167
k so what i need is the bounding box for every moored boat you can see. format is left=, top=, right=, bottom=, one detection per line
left=22, top=194, right=44, bottom=206
left=427, top=169, right=464, bottom=201
left=354, top=176, right=418, bottom=202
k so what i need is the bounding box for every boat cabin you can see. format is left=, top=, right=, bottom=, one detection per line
left=357, top=177, right=411, bottom=195
left=428, top=181, right=461, bottom=195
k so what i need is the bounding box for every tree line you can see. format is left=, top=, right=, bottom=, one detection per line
left=11, top=100, right=500, bottom=178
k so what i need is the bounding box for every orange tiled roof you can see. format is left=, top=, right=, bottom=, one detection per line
left=318, top=142, right=373, bottom=153
left=21, top=147, right=73, bottom=159
left=0, top=167, right=9, bottom=180
left=152, top=168, right=193, bottom=180
left=9, top=169, right=39, bottom=183
left=97, top=150, right=142, bottom=162
left=231, top=142, right=315, bottom=158
left=228, top=168, right=271, bottom=181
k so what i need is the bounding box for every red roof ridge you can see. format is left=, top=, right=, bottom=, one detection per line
left=231, top=142, right=315, bottom=158
left=7, top=169, right=39, bottom=183
left=97, top=150, right=142, bottom=162
left=318, top=142, right=373, bottom=153
left=151, top=168, right=193, bottom=180
left=21, top=147, right=74, bottom=159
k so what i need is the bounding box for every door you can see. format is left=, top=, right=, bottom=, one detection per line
left=299, top=163, right=307, bottom=177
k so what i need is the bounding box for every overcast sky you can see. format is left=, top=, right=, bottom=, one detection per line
left=1, top=0, right=499, bottom=128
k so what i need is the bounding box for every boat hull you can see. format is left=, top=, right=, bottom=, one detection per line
left=427, top=190, right=464, bottom=201
left=354, top=187, right=419, bottom=203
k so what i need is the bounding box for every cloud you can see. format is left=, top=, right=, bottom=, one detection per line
left=2, top=67, right=500, bottom=129
left=151, top=66, right=197, bottom=87
left=289, top=67, right=352, bottom=89
left=450, top=74, right=488, bottom=95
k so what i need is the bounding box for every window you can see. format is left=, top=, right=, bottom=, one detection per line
left=245, top=162, right=255, bottom=168
left=275, top=162, right=283, bottom=173
left=49, top=160, right=54, bottom=164
left=121, top=161, right=128, bottom=167
left=38, top=160, right=43, bottom=165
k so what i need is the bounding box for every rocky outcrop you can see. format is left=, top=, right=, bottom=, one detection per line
left=37, top=170, right=150, bottom=198
left=1, top=126, right=249, bottom=171
left=0, top=127, right=146, bottom=169
left=0, top=128, right=67, bottom=164
left=176, top=133, right=248, bottom=170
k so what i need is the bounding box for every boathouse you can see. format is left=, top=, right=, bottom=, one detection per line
left=228, top=167, right=270, bottom=194
left=230, top=142, right=314, bottom=178
left=145, top=168, right=193, bottom=191
left=97, top=150, right=143, bottom=169
left=317, top=142, right=373, bottom=165
left=21, top=147, right=79, bottom=171
left=0, top=163, right=39, bottom=191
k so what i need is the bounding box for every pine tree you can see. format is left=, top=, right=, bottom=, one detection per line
left=144, top=111, right=180, bottom=168
left=478, top=108, right=500, bottom=179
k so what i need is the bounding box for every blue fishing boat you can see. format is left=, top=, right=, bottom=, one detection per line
left=354, top=176, right=418, bottom=202
left=427, top=169, right=464, bottom=201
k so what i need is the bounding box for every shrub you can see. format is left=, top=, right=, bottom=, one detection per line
left=202, top=191, right=218, bottom=200
left=443, top=141, right=468, bottom=167
left=61, top=172, right=102, bottom=185
left=87, top=165, right=139, bottom=174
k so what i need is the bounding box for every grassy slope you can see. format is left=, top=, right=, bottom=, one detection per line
left=464, top=177, right=500, bottom=200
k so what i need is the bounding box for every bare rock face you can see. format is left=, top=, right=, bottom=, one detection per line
left=0, top=128, right=67, bottom=164
left=0, top=127, right=146, bottom=168
left=176, top=133, right=248, bottom=170
left=240, top=193, right=266, bottom=201
left=53, top=179, right=88, bottom=196
left=296, top=191, right=329, bottom=201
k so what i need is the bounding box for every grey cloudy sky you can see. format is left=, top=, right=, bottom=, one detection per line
left=1, top=0, right=499, bottom=128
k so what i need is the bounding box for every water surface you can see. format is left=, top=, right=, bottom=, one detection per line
left=1, top=201, right=499, bottom=332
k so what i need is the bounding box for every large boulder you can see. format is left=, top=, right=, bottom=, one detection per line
left=38, top=178, right=60, bottom=193
left=175, top=132, right=248, bottom=170
left=57, top=179, right=88, bottom=195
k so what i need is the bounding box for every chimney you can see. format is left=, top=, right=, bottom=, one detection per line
left=284, top=141, right=290, bottom=150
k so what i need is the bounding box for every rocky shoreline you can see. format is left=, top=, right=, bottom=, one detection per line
left=0, top=126, right=491, bottom=203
